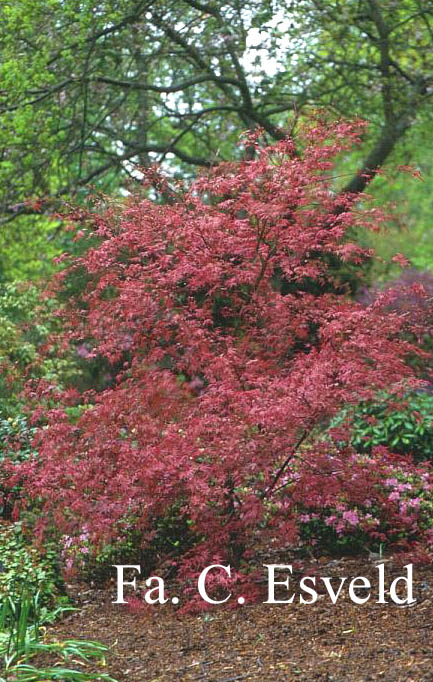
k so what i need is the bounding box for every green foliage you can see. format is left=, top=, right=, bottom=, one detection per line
left=0, top=281, right=85, bottom=417
left=330, top=391, right=433, bottom=462
left=0, top=418, right=37, bottom=520
left=0, top=417, right=36, bottom=463
left=0, top=216, right=64, bottom=283
left=0, top=589, right=116, bottom=682
left=1, top=1, right=433, bottom=280
left=63, top=502, right=195, bottom=585
left=0, top=284, right=42, bottom=364
left=356, top=126, right=433, bottom=280
left=0, top=283, right=51, bottom=416
left=0, top=523, right=59, bottom=606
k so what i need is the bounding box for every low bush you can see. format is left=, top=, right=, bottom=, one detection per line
left=329, top=391, right=433, bottom=462
left=60, top=502, right=196, bottom=584
left=0, top=418, right=37, bottom=520
left=0, top=522, right=60, bottom=606
left=290, top=448, right=433, bottom=556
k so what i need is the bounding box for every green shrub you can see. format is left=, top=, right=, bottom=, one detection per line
left=0, top=523, right=59, bottom=606
left=330, top=391, right=433, bottom=462
left=0, top=417, right=37, bottom=520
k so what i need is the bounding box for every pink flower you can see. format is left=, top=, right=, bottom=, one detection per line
left=391, top=253, right=409, bottom=268
left=388, top=491, right=400, bottom=501
left=76, top=343, right=90, bottom=358
left=408, top=498, right=421, bottom=509
left=342, top=510, right=359, bottom=526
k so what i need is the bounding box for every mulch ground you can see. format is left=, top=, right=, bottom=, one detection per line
left=43, top=553, right=433, bottom=682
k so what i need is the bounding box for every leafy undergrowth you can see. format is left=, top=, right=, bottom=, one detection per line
left=0, top=590, right=117, bottom=682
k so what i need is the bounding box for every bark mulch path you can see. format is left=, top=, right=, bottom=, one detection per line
left=43, top=555, right=433, bottom=682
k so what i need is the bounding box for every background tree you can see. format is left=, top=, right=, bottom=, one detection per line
left=1, top=0, right=432, bottom=278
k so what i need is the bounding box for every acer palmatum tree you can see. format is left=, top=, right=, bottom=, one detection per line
left=15, top=120, right=432, bottom=588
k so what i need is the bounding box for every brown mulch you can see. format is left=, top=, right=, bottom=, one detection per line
left=43, top=555, right=433, bottom=682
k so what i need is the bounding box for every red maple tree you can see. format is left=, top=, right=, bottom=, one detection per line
left=14, top=119, right=432, bottom=586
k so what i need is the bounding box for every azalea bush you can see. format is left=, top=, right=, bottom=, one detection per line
left=60, top=504, right=195, bottom=583
left=292, top=448, right=433, bottom=556
left=9, top=119, right=433, bottom=587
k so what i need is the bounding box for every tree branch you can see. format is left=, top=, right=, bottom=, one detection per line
left=92, top=74, right=241, bottom=93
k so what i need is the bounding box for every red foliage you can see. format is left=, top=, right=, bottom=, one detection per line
left=14, top=120, right=432, bottom=579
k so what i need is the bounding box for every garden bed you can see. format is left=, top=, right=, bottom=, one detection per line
left=44, top=554, right=433, bottom=682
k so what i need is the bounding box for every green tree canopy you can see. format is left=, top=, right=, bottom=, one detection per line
left=1, top=0, right=432, bottom=278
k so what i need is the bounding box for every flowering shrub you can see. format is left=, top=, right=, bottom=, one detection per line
left=60, top=528, right=91, bottom=575
left=292, top=448, right=433, bottom=555
left=10, top=120, right=433, bottom=587
left=59, top=507, right=193, bottom=581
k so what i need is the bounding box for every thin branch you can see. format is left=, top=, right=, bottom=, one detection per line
left=0, top=162, right=114, bottom=226
left=0, top=80, right=74, bottom=114
left=261, top=429, right=310, bottom=500
left=45, top=0, right=154, bottom=68
left=92, top=74, right=241, bottom=92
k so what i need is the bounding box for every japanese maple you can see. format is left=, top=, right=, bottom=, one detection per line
left=11, top=119, right=433, bottom=585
